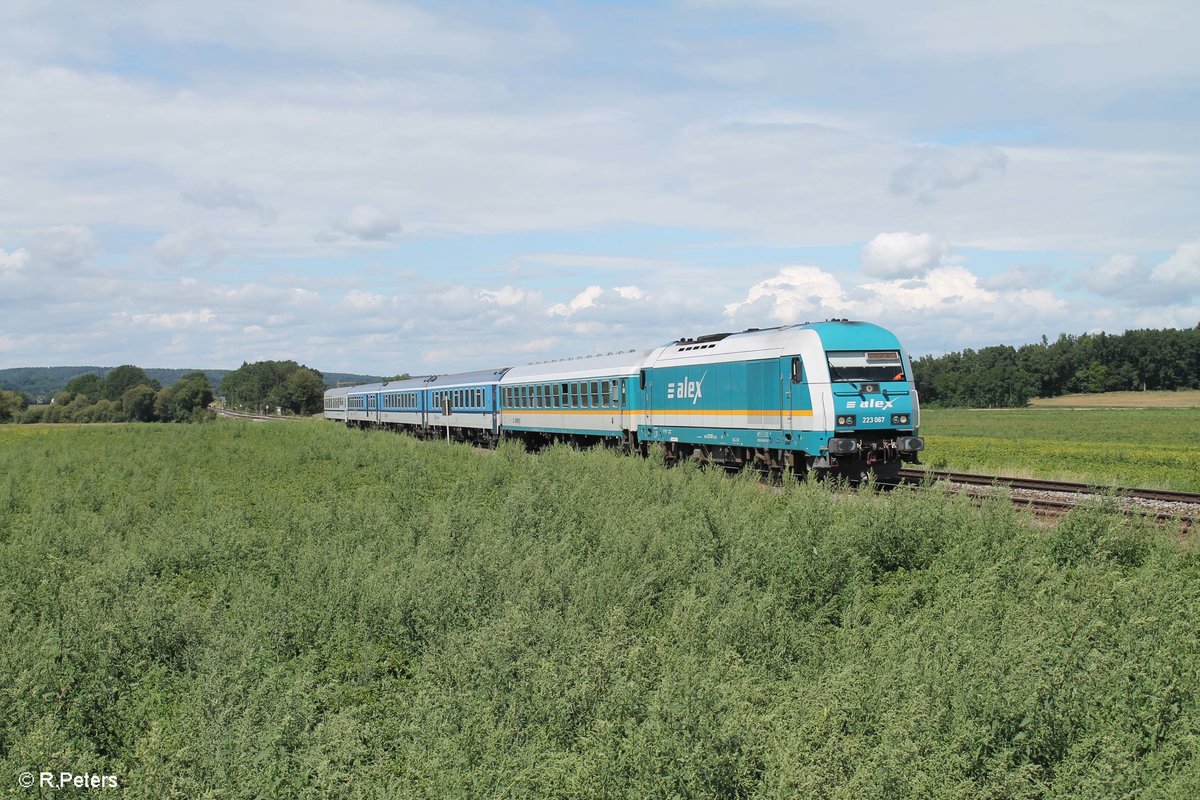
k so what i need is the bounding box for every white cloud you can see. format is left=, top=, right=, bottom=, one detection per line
left=154, top=228, right=228, bottom=270
left=24, top=226, right=95, bottom=270
left=0, top=248, right=30, bottom=276
left=861, top=232, right=948, bottom=278
left=549, top=285, right=605, bottom=316
left=118, top=308, right=218, bottom=330
left=478, top=285, right=527, bottom=306
left=182, top=179, right=277, bottom=223
left=723, top=266, right=851, bottom=322
left=343, top=290, right=390, bottom=311
left=1, top=2, right=1198, bottom=373
left=890, top=147, right=1008, bottom=203
left=1076, top=243, right=1200, bottom=306
left=724, top=263, right=1069, bottom=352
left=983, top=264, right=1056, bottom=292
left=1151, top=241, right=1200, bottom=285
left=319, top=204, right=401, bottom=242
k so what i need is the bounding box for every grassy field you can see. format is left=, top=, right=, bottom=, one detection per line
left=918, top=405, right=1200, bottom=491
left=1030, top=390, right=1200, bottom=408
left=1, top=421, right=1198, bottom=798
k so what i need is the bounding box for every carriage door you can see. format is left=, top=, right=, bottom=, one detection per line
left=780, top=355, right=804, bottom=437
left=639, top=369, right=652, bottom=430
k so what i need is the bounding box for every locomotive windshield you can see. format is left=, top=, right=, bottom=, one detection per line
left=826, top=350, right=906, bottom=383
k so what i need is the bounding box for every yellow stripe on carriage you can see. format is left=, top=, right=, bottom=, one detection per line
left=502, top=408, right=815, bottom=416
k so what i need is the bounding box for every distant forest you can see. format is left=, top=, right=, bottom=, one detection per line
left=0, top=366, right=384, bottom=402
left=913, top=325, right=1200, bottom=408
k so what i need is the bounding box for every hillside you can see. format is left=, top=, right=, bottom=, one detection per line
left=1, top=422, right=1196, bottom=797
left=0, top=366, right=383, bottom=400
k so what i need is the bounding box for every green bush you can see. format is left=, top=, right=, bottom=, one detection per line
left=0, top=423, right=1197, bottom=798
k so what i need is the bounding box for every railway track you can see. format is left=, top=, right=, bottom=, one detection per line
left=897, top=468, right=1199, bottom=529
left=214, top=408, right=306, bottom=422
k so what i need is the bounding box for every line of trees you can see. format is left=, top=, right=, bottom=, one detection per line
left=6, top=366, right=215, bottom=424
left=913, top=325, right=1200, bottom=408
left=218, top=360, right=326, bottom=416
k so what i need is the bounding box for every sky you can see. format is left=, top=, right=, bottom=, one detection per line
left=1, top=0, right=1198, bottom=375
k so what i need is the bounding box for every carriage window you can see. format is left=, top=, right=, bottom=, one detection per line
left=534, top=385, right=542, bottom=408
left=570, top=383, right=579, bottom=408
left=580, top=382, right=589, bottom=408
left=600, top=380, right=610, bottom=408
left=552, top=383, right=560, bottom=408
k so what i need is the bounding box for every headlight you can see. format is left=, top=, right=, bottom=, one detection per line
left=891, top=413, right=910, bottom=425
left=837, top=415, right=856, bottom=427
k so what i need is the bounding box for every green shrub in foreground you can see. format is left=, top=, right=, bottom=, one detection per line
left=0, top=422, right=1197, bottom=798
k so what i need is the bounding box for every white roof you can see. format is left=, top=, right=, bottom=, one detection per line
left=501, top=349, right=654, bottom=384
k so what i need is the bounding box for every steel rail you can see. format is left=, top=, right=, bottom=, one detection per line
left=897, top=468, right=1200, bottom=506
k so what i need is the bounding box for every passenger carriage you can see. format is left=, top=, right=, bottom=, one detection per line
left=343, top=376, right=428, bottom=429
left=421, top=368, right=510, bottom=445
left=498, top=350, right=653, bottom=448
left=322, top=385, right=351, bottom=422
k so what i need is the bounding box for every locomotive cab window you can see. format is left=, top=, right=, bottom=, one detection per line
left=826, top=351, right=906, bottom=383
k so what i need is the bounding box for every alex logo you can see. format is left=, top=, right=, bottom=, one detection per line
left=666, top=371, right=706, bottom=405
left=846, top=398, right=895, bottom=410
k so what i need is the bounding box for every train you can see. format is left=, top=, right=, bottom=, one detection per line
left=323, top=320, right=924, bottom=481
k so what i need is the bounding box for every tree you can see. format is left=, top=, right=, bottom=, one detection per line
left=122, top=384, right=157, bottom=422
left=0, top=390, right=29, bottom=423
left=154, top=387, right=175, bottom=422
left=170, top=372, right=214, bottom=420
left=101, top=365, right=159, bottom=401
left=272, top=367, right=325, bottom=415
left=64, top=372, right=103, bottom=400
left=219, top=361, right=324, bottom=414
left=155, top=372, right=214, bottom=422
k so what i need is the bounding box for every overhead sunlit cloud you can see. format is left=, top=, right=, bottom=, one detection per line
left=1076, top=242, right=1200, bottom=307
left=1151, top=241, right=1200, bottom=287
left=861, top=232, right=949, bottom=278
left=724, top=262, right=1070, bottom=355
